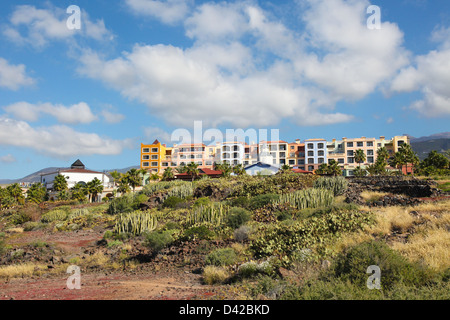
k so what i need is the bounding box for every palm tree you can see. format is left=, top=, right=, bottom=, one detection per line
left=53, top=174, right=68, bottom=192
left=6, top=183, right=25, bottom=205
left=354, top=149, right=366, bottom=169
left=389, top=151, right=406, bottom=174
left=126, top=168, right=142, bottom=192
left=327, top=159, right=342, bottom=176
left=70, top=183, right=88, bottom=202
left=233, top=164, right=246, bottom=176
left=398, top=144, right=419, bottom=175
left=279, top=164, right=291, bottom=174
left=186, top=162, right=199, bottom=182
left=316, top=163, right=329, bottom=175
left=216, top=162, right=232, bottom=177
left=377, top=147, right=390, bottom=164
left=162, top=167, right=175, bottom=181
left=86, top=178, right=104, bottom=203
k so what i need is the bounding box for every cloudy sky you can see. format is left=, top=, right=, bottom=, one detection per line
left=0, top=0, right=450, bottom=179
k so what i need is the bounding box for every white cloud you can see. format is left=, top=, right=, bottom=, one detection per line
left=3, top=102, right=98, bottom=124
left=126, top=0, right=191, bottom=25
left=3, top=5, right=113, bottom=48
left=101, top=109, right=125, bottom=124
left=185, top=2, right=249, bottom=41
left=78, top=0, right=411, bottom=128
left=0, top=154, right=17, bottom=164
left=0, top=116, right=132, bottom=158
left=390, top=27, right=450, bottom=117
left=0, top=58, right=35, bottom=90
left=143, top=127, right=172, bottom=144
left=296, top=0, right=410, bottom=100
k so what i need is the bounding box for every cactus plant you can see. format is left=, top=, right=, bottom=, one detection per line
left=186, top=203, right=229, bottom=227
left=272, top=188, right=334, bottom=209
left=114, top=211, right=158, bottom=235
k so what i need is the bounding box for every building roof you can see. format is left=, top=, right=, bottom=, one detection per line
left=60, top=168, right=104, bottom=174
left=71, top=159, right=85, bottom=169
left=244, top=162, right=280, bottom=171
left=259, top=140, right=288, bottom=144
left=292, top=168, right=314, bottom=174
left=152, top=139, right=160, bottom=145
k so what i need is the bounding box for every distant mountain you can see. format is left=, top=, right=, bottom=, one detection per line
left=408, top=132, right=450, bottom=160
left=408, top=132, right=450, bottom=143
left=0, top=165, right=140, bottom=185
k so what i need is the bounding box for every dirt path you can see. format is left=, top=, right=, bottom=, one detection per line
left=0, top=271, right=218, bottom=300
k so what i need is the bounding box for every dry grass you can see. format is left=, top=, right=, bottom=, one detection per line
left=0, top=263, right=47, bottom=279
left=360, top=191, right=389, bottom=203
left=392, top=227, right=450, bottom=272
left=203, top=265, right=229, bottom=285
left=368, top=206, right=416, bottom=235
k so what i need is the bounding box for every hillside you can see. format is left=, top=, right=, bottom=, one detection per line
left=411, top=138, right=450, bottom=160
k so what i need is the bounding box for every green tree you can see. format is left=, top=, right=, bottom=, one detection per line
left=186, top=162, right=200, bottom=182
left=70, top=183, right=88, bottom=202
left=316, top=163, right=329, bottom=175
left=389, top=151, right=406, bottom=174
left=126, top=168, right=142, bottom=192
left=377, top=147, right=390, bottom=164
left=327, top=159, right=342, bottom=176
left=53, top=174, right=68, bottom=192
left=354, top=149, right=366, bottom=169
left=117, top=175, right=131, bottom=194
left=86, top=178, right=104, bottom=203
left=233, top=164, right=247, bottom=176
left=278, top=164, right=291, bottom=174
left=176, top=164, right=188, bottom=174
left=215, top=162, right=233, bottom=177
left=110, top=170, right=122, bottom=188
left=397, top=144, right=419, bottom=175
left=421, top=150, right=449, bottom=170
left=6, top=183, right=25, bottom=205
left=26, top=182, right=48, bottom=204
left=162, top=167, right=175, bottom=181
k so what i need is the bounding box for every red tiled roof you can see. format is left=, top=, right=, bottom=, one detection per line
left=292, top=168, right=313, bottom=174
left=60, top=168, right=104, bottom=174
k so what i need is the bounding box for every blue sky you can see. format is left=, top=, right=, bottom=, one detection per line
left=0, top=0, right=450, bottom=179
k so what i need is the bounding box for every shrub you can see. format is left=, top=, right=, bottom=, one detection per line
left=237, top=258, right=277, bottom=279
left=0, top=233, right=5, bottom=255
left=40, top=209, right=68, bottom=223
left=205, top=248, right=238, bottom=266
left=329, top=241, right=436, bottom=290
left=183, top=225, right=215, bottom=241
left=225, top=207, right=251, bottom=229
left=234, top=225, right=251, bottom=242
left=103, top=230, right=114, bottom=239
left=203, top=266, right=229, bottom=285
left=9, top=212, right=32, bottom=225
left=248, top=194, right=279, bottom=210
left=145, top=230, right=174, bottom=253
left=107, top=195, right=135, bottom=215
left=193, top=197, right=211, bottom=208
left=162, top=196, right=184, bottom=209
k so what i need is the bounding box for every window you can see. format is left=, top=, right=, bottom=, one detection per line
left=142, top=148, right=150, bottom=153
left=357, top=142, right=364, bottom=147
left=289, top=160, right=295, bottom=165
left=367, top=157, right=374, bottom=163
left=318, top=158, right=324, bottom=164
left=367, top=141, right=374, bottom=147
left=377, top=143, right=382, bottom=147
left=142, top=155, right=150, bottom=160
left=398, top=141, right=405, bottom=147
left=279, top=152, right=286, bottom=158
left=338, top=158, right=345, bottom=164
left=367, top=150, right=374, bottom=156
left=318, top=150, right=324, bottom=156
left=142, top=162, right=149, bottom=167
left=347, top=142, right=354, bottom=148
left=162, top=162, right=169, bottom=167
left=307, top=143, right=314, bottom=149
left=318, top=143, right=324, bottom=149
left=279, top=145, right=287, bottom=151
left=308, top=166, right=314, bottom=171
left=151, top=162, right=158, bottom=167
left=298, top=159, right=305, bottom=165
left=347, top=150, right=354, bottom=156
left=308, top=151, right=314, bottom=157
left=151, top=148, right=158, bottom=153
left=308, top=158, right=314, bottom=164
left=151, top=155, right=158, bottom=160
left=348, top=157, right=354, bottom=164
